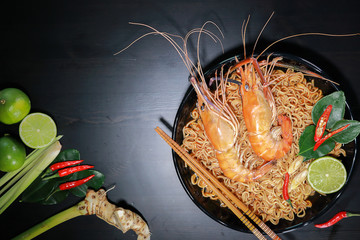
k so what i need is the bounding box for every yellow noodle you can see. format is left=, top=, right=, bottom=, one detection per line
left=181, top=65, right=345, bottom=224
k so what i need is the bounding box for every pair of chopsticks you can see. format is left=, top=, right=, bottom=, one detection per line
left=155, top=126, right=281, bottom=240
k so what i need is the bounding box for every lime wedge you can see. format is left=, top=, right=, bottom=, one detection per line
left=307, top=156, right=347, bottom=194
left=19, top=113, right=57, bottom=149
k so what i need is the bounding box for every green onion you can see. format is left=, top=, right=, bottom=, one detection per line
left=0, top=136, right=62, bottom=214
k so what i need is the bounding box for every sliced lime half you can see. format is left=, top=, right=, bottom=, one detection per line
left=307, top=156, right=347, bottom=194
left=19, top=113, right=57, bottom=149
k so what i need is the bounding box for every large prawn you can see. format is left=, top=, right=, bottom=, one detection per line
left=190, top=73, right=277, bottom=182
left=234, top=57, right=293, bottom=161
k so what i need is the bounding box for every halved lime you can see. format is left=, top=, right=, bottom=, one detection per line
left=307, top=156, right=347, bottom=194
left=19, top=113, right=57, bottom=149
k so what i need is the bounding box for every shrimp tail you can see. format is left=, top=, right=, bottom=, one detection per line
left=232, top=160, right=276, bottom=183
left=251, top=160, right=276, bottom=180
left=216, top=149, right=275, bottom=183
left=278, top=115, right=293, bottom=152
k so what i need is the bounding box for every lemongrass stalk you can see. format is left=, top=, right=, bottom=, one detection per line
left=0, top=159, right=38, bottom=195
left=12, top=204, right=86, bottom=240
left=0, top=140, right=62, bottom=211
left=0, top=149, right=45, bottom=195
left=0, top=136, right=62, bottom=188
left=0, top=149, right=41, bottom=188
left=0, top=140, right=61, bottom=212
left=0, top=140, right=62, bottom=214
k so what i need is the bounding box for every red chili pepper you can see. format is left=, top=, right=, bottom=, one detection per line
left=314, top=211, right=360, bottom=228
left=59, top=174, right=95, bottom=191
left=282, top=172, right=293, bottom=208
left=313, top=124, right=350, bottom=151
left=314, top=105, right=332, bottom=142
left=50, top=160, right=84, bottom=171
left=43, top=165, right=94, bottom=180
left=57, top=165, right=94, bottom=177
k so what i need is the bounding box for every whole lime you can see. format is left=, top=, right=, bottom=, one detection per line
left=0, top=135, right=26, bottom=172
left=0, top=88, right=31, bottom=125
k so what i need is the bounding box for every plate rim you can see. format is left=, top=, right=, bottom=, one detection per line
left=171, top=52, right=358, bottom=233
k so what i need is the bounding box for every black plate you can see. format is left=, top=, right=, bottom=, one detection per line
left=172, top=53, right=357, bottom=233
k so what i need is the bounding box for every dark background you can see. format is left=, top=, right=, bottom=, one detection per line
left=1, top=0, right=359, bottom=239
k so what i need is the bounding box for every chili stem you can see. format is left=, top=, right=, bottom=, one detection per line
left=347, top=213, right=360, bottom=217
left=11, top=203, right=87, bottom=240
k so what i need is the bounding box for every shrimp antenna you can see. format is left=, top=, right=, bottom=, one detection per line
left=241, top=15, right=250, bottom=59
left=115, top=22, right=224, bottom=81
left=196, top=21, right=225, bottom=82
left=113, top=22, right=193, bottom=74
left=252, top=12, right=274, bottom=57
left=257, top=32, right=360, bottom=59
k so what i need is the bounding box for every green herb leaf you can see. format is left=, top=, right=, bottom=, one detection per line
left=69, top=169, right=105, bottom=197
left=21, top=170, right=74, bottom=204
left=298, top=125, right=335, bottom=159
left=21, top=176, right=58, bottom=203
left=40, top=190, right=69, bottom=205
left=312, top=91, right=345, bottom=129
left=21, top=149, right=105, bottom=205
left=54, top=149, right=80, bottom=162
left=330, top=120, right=360, bottom=144
left=21, top=149, right=82, bottom=205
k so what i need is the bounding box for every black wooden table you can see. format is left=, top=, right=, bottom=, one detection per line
left=1, top=1, right=360, bottom=239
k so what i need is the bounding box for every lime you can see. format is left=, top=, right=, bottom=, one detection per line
left=0, top=135, right=26, bottom=172
left=307, top=156, right=347, bottom=194
left=19, top=113, right=57, bottom=149
left=0, top=88, right=31, bottom=125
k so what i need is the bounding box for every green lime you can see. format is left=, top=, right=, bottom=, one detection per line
left=307, top=156, right=347, bottom=194
left=19, top=113, right=57, bottom=149
left=0, top=135, right=26, bottom=172
left=0, top=88, right=31, bottom=125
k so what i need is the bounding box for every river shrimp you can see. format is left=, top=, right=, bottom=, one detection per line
left=233, top=57, right=293, bottom=161
left=190, top=75, right=276, bottom=182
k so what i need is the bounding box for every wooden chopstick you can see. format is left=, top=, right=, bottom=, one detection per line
left=155, top=126, right=281, bottom=240
left=155, top=127, right=265, bottom=240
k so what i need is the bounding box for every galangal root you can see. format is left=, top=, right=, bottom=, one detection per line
left=82, top=189, right=151, bottom=240
left=13, top=189, right=150, bottom=240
